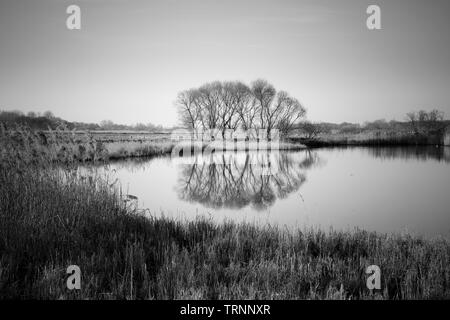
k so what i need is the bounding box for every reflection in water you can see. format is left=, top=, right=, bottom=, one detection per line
left=365, top=146, right=450, bottom=162
left=176, top=151, right=320, bottom=210
left=85, top=146, right=450, bottom=238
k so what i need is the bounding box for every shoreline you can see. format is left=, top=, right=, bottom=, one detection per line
left=289, top=132, right=449, bottom=148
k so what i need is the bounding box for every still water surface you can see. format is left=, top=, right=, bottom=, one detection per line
left=95, top=147, right=450, bottom=238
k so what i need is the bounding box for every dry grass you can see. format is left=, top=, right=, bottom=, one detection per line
left=105, top=140, right=175, bottom=159
left=292, top=130, right=441, bottom=147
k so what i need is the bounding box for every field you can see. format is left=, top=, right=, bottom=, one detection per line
left=1, top=127, right=450, bottom=299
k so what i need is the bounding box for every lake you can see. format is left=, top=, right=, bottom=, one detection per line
left=93, top=146, right=450, bottom=238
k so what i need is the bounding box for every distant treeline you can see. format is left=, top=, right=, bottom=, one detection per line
left=294, top=110, right=449, bottom=139
left=0, top=110, right=78, bottom=130
left=291, top=110, right=449, bottom=147
left=294, top=120, right=415, bottom=138
left=98, top=120, right=165, bottom=132
left=1, top=109, right=447, bottom=138
left=0, top=110, right=165, bottom=132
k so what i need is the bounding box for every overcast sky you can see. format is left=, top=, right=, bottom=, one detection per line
left=1, top=0, right=449, bottom=126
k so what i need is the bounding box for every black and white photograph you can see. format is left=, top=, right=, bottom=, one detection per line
left=1, top=0, right=450, bottom=309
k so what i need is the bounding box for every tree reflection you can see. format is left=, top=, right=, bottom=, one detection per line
left=176, top=151, right=320, bottom=210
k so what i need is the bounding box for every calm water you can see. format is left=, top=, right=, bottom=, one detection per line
left=93, top=147, right=450, bottom=238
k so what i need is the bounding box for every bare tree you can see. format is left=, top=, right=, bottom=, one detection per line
left=218, top=82, right=240, bottom=138
left=300, top=121, right=324, bottom=139
left=251, top=79, right=276, bottom=130
left=278, top=98, right=306, bottom=137
left=269, top=91, right=306, bottom=138
left=175, top=89, right=200, bottom=130
left=235, top=82, right=258, bottom=131
left=406, top=109, right=445, bottom=135
left=197, top=82, right=222, bottom=131
left=43, top=111, right=54, bottom=119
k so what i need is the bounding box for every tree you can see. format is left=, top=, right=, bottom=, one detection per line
left=406, top=109, right=445, bottom=135
left=43, top=111, right=54, bottom=119
left=197, top=82, right=222, bottom=130
left=251, top=79, right=276, bottom=130
left=235, top=82, right=257, bottom=131
left=300, top=121, right=324, bottom=139
left=364, top=119, right=389, bottom=130
left=339, top=122, right=361, bottom=134
left=175, top=89, right=201, bottom=130
left=272, top=92, right=306, bottom=137
left=218, top=82, right=243, bottom=137
left=100, top=120, right=115, bottom=130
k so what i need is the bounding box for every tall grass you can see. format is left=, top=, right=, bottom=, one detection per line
left=105, top=140, right=174, bottom=159
left=292, top=130, right=444, bottom=147
left=1, top=126, right=450, bottom=299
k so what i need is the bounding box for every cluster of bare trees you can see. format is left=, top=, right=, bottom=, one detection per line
left=406, top=110, right=446, bottom=135
left=175, top=79, right=306, bottom=139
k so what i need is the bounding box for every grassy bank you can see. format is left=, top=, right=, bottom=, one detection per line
left=4, top=127, right=305, bottom=161
left=0, top=125, right=175, bottom=162
left=106, top=140, right=306, bottom=159
left=290, top=131, right=444, bottom=147
left=1, top=127, right=450, bottom=300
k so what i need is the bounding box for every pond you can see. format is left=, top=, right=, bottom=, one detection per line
left=93, top=146, right=450, bottom=238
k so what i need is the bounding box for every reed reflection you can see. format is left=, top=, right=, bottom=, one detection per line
left=365, top=146, right=450, bottom=162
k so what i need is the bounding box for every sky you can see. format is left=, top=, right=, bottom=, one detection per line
left=0, top=0, right=449, bottom=127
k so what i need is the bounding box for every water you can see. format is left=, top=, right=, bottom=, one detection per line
left=93, top=146, right=450, bottom=238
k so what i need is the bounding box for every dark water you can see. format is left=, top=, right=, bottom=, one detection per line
left=95, top=146, right=450, bottom=238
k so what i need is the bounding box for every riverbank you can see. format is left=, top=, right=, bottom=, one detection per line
left=1, top=132, right=449, bottom=300
left=9, top=126, right=446, bottom=162
left=1, top=126, right=306, bottom=161
left=69, top=139, right=307, bottom=160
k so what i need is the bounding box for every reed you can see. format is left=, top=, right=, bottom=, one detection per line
left=292, top=130, right=442, bottom=147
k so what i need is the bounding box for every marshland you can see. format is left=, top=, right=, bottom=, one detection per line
left=1, top=81, right=450, bottom=300
left=1, top=122, right=450, bottom=300
left=3, top=0, right=450, bottom=303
